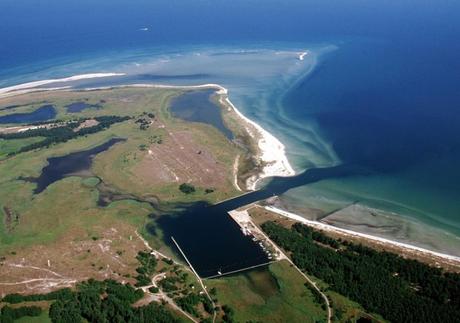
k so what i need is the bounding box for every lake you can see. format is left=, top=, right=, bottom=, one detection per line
left=32, top=138, right=125, bottom=194
left=170, top=89, right=234, bottom=140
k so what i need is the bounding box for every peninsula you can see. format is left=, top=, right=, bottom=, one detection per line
left=0, top=83, right=459, bottom=323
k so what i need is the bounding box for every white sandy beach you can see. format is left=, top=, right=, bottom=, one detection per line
left=65, top=81, right=297, bottom=190
left=116, top=83, right=297, bottom=190
left=264, top=206, right=460, bottom=265
left=213, top=85, right=296, bottom=190
left=0, top=73, right=125, bottom=98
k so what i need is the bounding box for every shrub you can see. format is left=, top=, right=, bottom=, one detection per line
left=179, top=183, right=195, bottom=194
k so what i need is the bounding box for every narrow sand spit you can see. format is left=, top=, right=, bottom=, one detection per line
left=0, top=73, right=125, bottom=98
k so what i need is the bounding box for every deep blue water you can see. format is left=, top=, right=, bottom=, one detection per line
left=0, top=105, right=56, bottom=124
left=285, top=41, right=460, bottom=174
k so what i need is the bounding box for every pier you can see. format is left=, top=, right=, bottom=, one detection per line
left=203, top=261, right=275, bottom=279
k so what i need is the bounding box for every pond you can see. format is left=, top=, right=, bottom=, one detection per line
left=65, top=101, right=102, bottom=113
left=0, top=105, right=56, bottom=124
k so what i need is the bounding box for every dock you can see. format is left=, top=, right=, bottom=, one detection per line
left=203, top=261, right=275, bottom=279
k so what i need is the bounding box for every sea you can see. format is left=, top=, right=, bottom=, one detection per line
left=1, top=0, right=460, bottom=256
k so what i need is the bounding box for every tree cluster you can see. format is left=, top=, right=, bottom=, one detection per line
left=2, top=279, right=179, bottom=323
left=179, top=183, right=195, bottom=194
left=175, top=292, right=213, bottom=317
left=0, top=305, right=42, bottom=323
left=261, top=221, right=460, bottom=323
left=158, top=276, right=180, bottom=293
left=221, top=305, right=235, bottom=323
left=1, top=115, right=130, bottom=156
left=135, top=112, right=155, bottom=130
left=135, top=251, right=158, bottom=287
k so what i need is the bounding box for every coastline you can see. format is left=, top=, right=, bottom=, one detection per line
left=100, top=83, right=296, bottom=189
left=263, top=205, right=460, bottom=269
left=86, top=83, right=297, bottom=189
left=0, top=79, right=295, bottom=190
left=2, top=77, right=460, bottom=267
left=213, top=86, right=296, bottom=190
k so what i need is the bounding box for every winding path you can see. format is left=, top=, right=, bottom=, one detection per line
left=136, top=231, right=216, bottom=323
left=141, top=273, right=198, bottom=323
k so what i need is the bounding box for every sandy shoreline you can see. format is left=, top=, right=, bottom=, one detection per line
left=264, top=206, right=460, bottom=267
left=0, top=79, right=295, bottom=190
left=2, top=76, right=460, bottom=266
left=213, top=86, right=296, bottom=190
left=0, top=73, right=125, bottom=98
left=111, top=83, right=296, bottom=189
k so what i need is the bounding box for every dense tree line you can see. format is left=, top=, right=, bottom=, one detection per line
left=2, top=288, right=73, bottom=304
left=261, top=221, right=460, bottom=323
left=0, top=115, right=130, bottom=156
left=0, top=305, right=42, bottom=322
left=2, top=279, right=179, bottom=323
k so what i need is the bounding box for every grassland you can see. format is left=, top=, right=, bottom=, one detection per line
left=0, top=87, right=249, bottom=298
left=206, top=260, right=327, bottom=322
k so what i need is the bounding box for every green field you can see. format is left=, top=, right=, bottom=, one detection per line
left=0, top=87, right=246, bottom=253
left=207, top=260, right=327, bottom=323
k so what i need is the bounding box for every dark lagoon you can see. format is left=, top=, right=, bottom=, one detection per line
left=0, top=105, right=56, bottom=124
left=33, top=138, right=124, bottom=194
left=170, top=90, right=234, bottom=140
left=156, top=163, right=365, bottom=278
